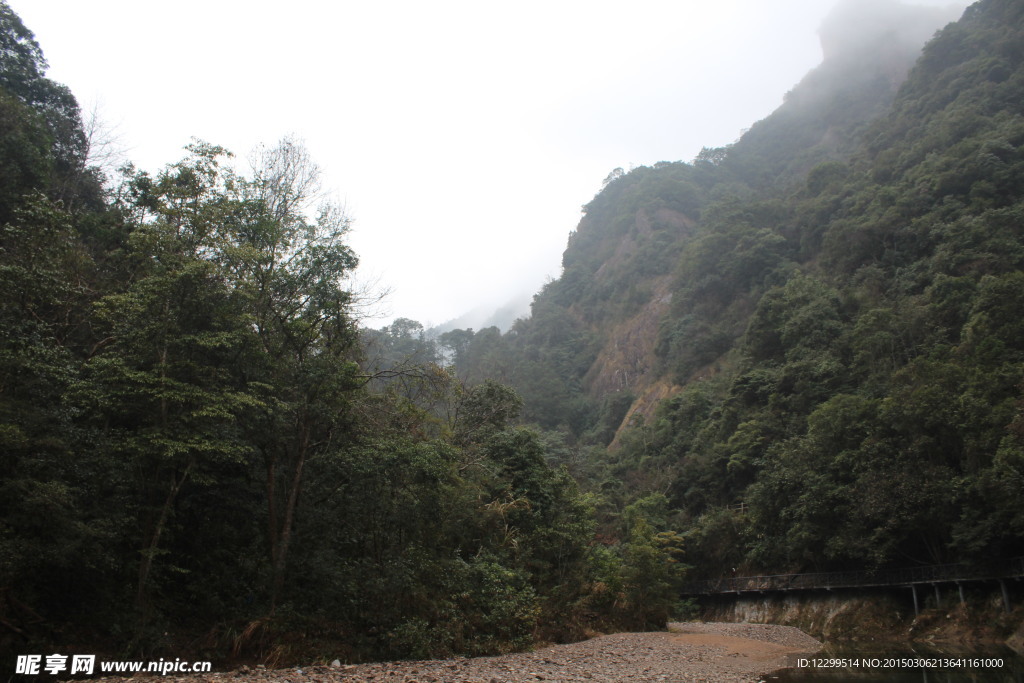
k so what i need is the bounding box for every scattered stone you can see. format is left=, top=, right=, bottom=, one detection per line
left=88, top=622, right=819, bottom=683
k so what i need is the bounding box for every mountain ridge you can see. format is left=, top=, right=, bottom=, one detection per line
left=524, top=0, right=969, bottom=442
left=442, top=0, right=1024, bottom=574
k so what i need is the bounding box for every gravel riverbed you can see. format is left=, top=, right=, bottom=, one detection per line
left=93, top=622, right=822, bottom=683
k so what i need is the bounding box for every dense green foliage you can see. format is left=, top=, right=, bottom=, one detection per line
left=0, top=3, right=680, bottom=664
left=444, top=0, right=1024, bottom=582
left=6, top=0, right=1024, bottom=668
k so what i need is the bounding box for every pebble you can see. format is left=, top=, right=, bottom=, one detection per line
left=84, top=622, right=820, bottom=683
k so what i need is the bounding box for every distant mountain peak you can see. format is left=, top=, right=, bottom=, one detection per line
left=818, top=0, right=966, bottom=63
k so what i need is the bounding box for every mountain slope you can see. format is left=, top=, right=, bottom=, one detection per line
left=451, top=0, right=1024, bottom=574
left=459, top=0, right=965, bottom=439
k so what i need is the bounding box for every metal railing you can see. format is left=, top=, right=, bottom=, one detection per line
left=680, top=557, right=1024, bottom=596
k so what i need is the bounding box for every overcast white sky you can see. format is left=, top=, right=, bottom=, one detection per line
left=11, top=0, right=968, bottom=328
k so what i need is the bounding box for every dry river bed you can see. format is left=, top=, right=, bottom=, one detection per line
left=94, top=622, right=822, bottom=683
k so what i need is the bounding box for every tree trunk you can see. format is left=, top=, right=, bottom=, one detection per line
left=135, top=459, right=193, bottom=616
left=267, top=421, right=310, bottom=613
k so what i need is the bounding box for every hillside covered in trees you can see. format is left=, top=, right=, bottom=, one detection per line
left=0, top=1, right=661, bottom=665
left=435, top=0, right=1024, bottom=578
left=2, top=0, right=1024, bottom=668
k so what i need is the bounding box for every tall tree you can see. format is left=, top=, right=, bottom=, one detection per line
left=226, top=138, right=360, bottom=610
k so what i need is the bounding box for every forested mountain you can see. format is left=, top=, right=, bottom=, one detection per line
left=0, top=2, right=661, bottom=665
left=3, top=0, right=1024, bottom=669
left=441, top=0, right=1024, bottom=577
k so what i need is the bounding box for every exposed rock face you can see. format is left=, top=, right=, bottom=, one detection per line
left=562, top=2, right=967, bottom=443
left=572, top=207, right=693, bottom=444
left=701, top=590, right=1024, bottom=645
